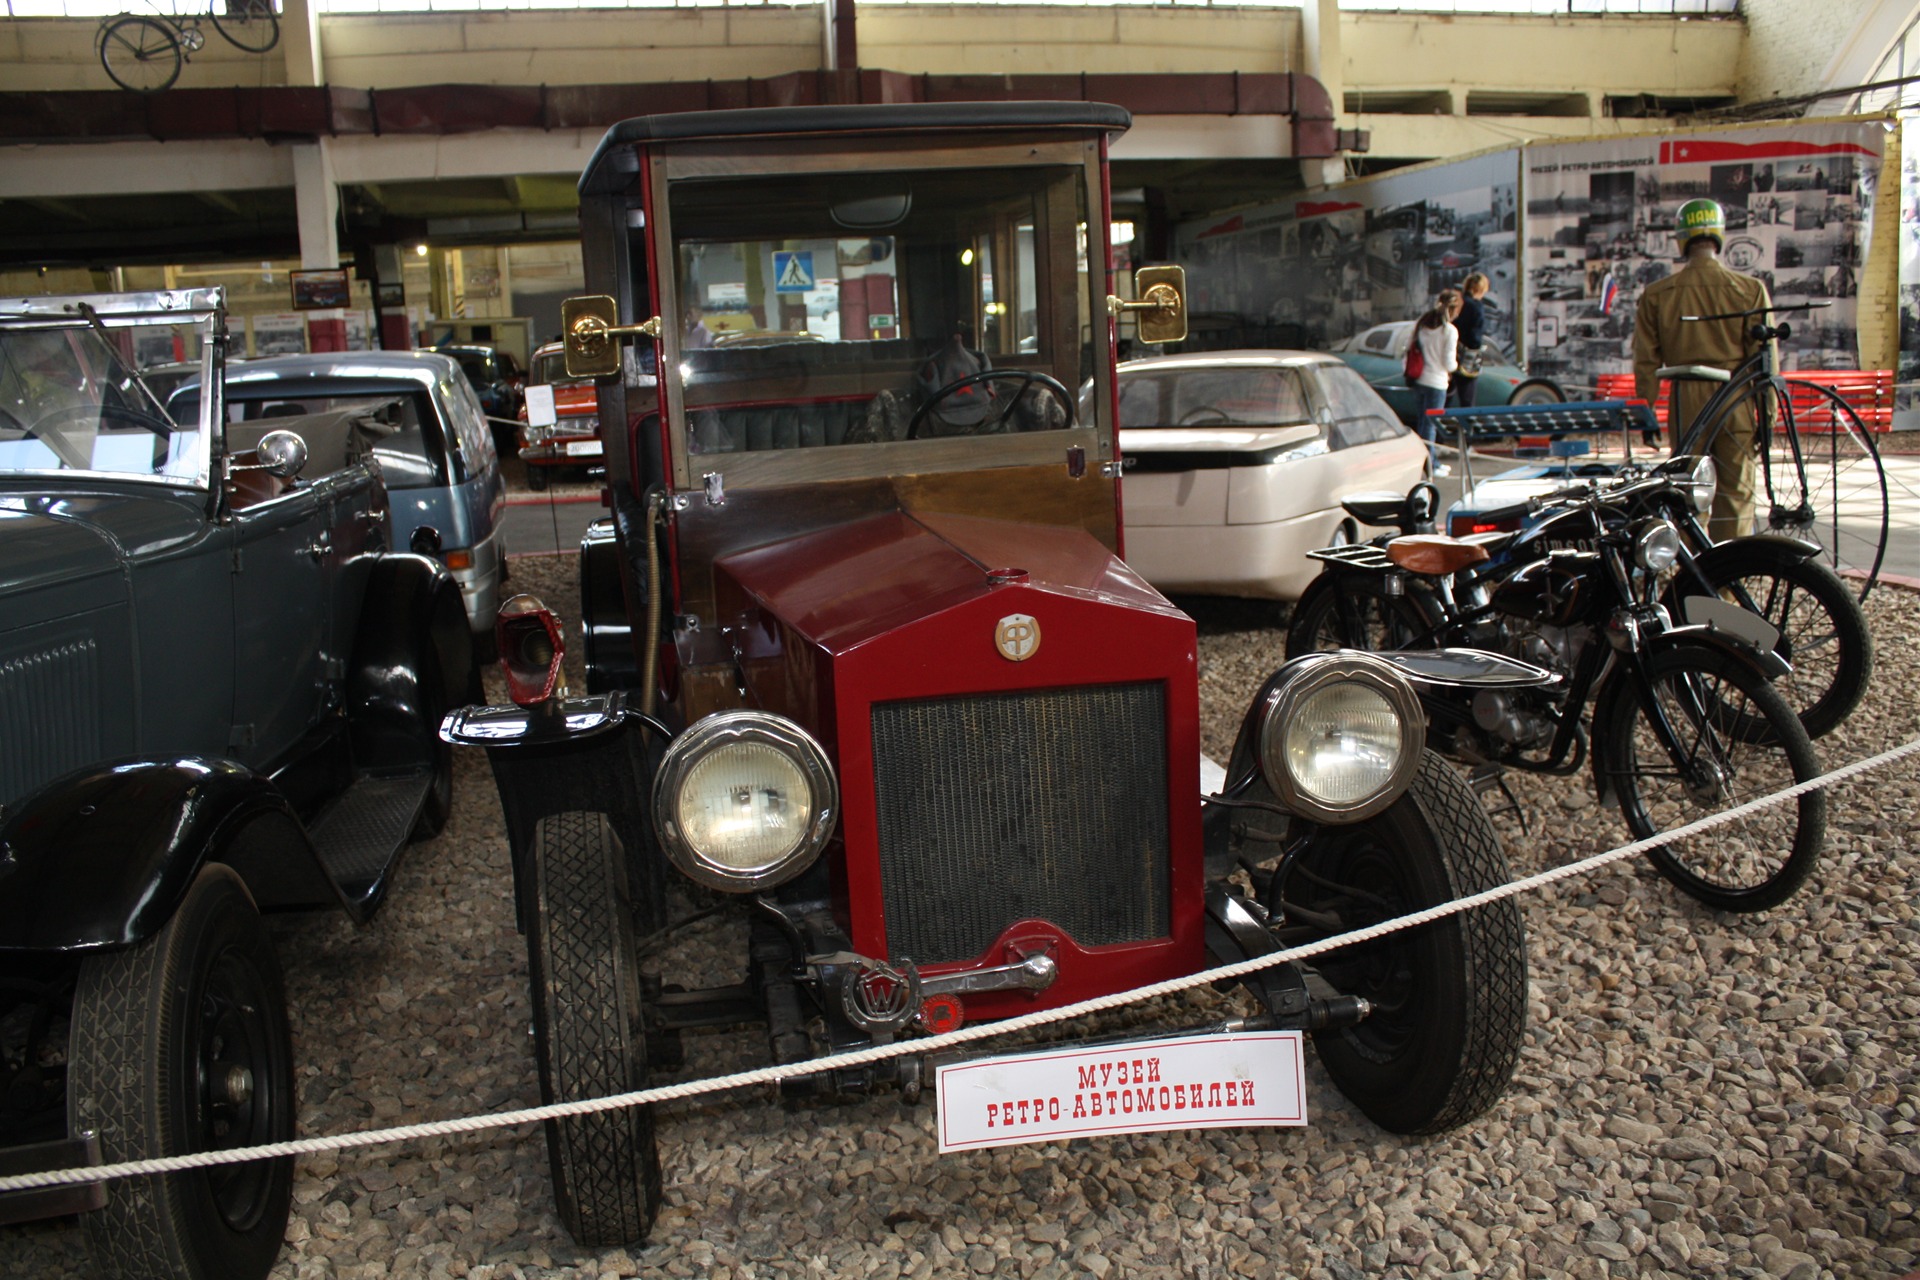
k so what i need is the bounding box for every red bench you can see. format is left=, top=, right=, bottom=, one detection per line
left=1594, top=370, right=1893, bottom=432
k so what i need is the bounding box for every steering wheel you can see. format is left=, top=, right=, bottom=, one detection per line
left=1176, top=406, right=1233, bottom=427
left=906, top=369, right=1075, bottom=440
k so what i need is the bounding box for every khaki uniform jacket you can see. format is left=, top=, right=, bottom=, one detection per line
left=1631, top=254, right=1770, bottom=440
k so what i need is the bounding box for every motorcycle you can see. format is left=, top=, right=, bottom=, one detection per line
left=1303, top=456, right=1870, bottom=742
left=1286, top=476, right=1827, bottom=913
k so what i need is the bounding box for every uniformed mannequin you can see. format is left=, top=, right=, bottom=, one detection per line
left=1631, top=197, right=1770, bottom=540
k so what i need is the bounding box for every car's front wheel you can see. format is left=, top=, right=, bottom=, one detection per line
left=1274, top=753, right=1527, bottom=1134
left=68, top=864, right=295, bottom=1280
left=1507, top=381, right=1563, bottom=407
left=525, top=810, right=662, bottom=1246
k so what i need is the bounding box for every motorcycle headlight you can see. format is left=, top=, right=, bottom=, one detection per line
left=1256, top=652, right=1426, bottom=824
left=1685, top=454, right=1716, bottom=514
left=653, top=711, right=838, bottom=892
left=1632, top=517, right=1682, bottom=573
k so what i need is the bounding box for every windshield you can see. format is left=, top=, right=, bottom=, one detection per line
left=0, top=323, right=207, bottom=484
left=1118, top=365, right=1311, bottom=429
left=659, top=159, right=1098, bottom=474
left=534, top=349, right=578, bottom=386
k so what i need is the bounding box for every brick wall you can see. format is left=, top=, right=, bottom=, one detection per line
left=1738, top=0, right=1878, bottom=102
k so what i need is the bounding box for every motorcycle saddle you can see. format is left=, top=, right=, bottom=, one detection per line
left=1384, top=534, right=1492, bottom=576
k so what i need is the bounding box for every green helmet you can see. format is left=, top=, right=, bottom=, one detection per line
left=1674, top=198, right=1726, bottom=252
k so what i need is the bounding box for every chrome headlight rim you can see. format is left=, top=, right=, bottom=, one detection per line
left=652, top=710, right=838, bottom=893
left=1632, top=516, right=1683, bottom=573
left=1256, top=651, right=1427, bottom=825
left=1683, top=454, right=1716, bottom=514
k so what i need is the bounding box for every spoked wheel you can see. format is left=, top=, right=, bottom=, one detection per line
left=1272, top=754, right=1527, bottom=1134
left=210, top=0, right=281, bottom=53
left=1599, top=644, right=1825, bottom=912
left=525, top=810, right=661, bottom=1246
left=98, top=16, right=183, bottom=93
left=1667, top=539, right=1871, bottom=741
left=68, top=865, right=294, bottom=1280
left=1751, top=380, right=1890, bottom=597
left=1285, top=569, right=1435, bottom=658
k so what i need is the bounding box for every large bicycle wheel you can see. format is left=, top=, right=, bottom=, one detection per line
left=1666, top=538, right=1871, bottom=740
left=1597, top=644, right=1825, bottom=912
left=1285, top=569, right=1435, bottom=658
left=98, top=15, right=182, bottom=93
left=211, top=0, right=280, bottom=53
left=1758, top=379, right=1890, bottom=598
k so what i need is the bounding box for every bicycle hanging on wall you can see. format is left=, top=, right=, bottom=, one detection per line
left=1667, top=300, right=1892, bottom=599
left=98, top=0, right=280, bottom=94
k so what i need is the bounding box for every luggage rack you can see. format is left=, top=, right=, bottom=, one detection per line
left=1306, top=543, right=1395, bottom=570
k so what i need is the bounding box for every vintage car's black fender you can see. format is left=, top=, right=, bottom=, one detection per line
left=0, top=758, right=339, bottom=953
left=580, top=518, right=641, bottom=694
left=345, top=553, right=475, bottom=773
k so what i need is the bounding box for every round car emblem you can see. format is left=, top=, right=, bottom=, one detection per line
left=995, top=613, right=1041, bottom=662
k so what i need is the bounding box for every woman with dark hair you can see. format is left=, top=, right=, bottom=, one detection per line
left=1410, top=288, right=1461, bottom=471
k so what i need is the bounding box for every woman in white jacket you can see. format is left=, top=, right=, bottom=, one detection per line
left=1410, top=288, right=1461, bottom=472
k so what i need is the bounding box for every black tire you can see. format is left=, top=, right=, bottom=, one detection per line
left=99, top=16, right=182, bottom=93
left=209, top=0, right=280, bottom=53
left=1285, top=569, right=1434, bottom=658
left=525, top=811, right=662, bottom=1246
left=1278, top=753, right=1528, bottom=1134
left=1598, top=644, right=1826, bottom=912
left=68, top=865, right=294, bottom=1280
left=1666, top=540, right=1871, bottom=741
left=526, top=466, right=550, bottom=492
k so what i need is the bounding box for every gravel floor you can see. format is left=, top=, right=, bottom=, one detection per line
left=6, top=556, right=1918, bottom=1280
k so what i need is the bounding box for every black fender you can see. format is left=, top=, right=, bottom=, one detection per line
left=0, top=758, right=337, bottom=953
left=1588, top=627, right=1789, bottom=807
left=1686, top=532, right=1824, bottom=572
left=347, top=553, right=474, bottom=773
left=581, top=517, right=640, bottom=694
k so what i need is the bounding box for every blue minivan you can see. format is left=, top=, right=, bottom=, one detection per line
left=173, top=350, right=508, bottom=646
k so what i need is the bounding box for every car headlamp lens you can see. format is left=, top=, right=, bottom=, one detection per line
left=655, top=711, right=837, bottom=891
left=1257, top=652, right=1425, bottom=824
left=1633, top=517, right=1682, bottom=573
left=680, top=742, right=811, bottom=868
left=1282, top=683, right=1406, bottom=807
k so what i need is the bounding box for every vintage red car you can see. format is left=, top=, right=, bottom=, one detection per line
left=516, top=340, right=605, bottom=489
left=443, top=101, right=1531, bottom=1248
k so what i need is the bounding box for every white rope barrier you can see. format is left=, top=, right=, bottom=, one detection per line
left=3, top=735, right=1915, bottom=1195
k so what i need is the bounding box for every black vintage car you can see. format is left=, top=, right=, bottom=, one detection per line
left=0, top=290, right=472, bottom=1280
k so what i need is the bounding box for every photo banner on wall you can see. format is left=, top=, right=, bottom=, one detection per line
left=1523, top=122, right=1884, bottom=392
left=1174, top=149, right=1521, bottom=355
left=1899, top=116, right=1919, bottom=426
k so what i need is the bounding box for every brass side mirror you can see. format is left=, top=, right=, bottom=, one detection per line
left=561, top=295, right=661, bottom=379
left=1107, top=265, right=1187, bottom=345
left=254, top=429, right=308, bottom=478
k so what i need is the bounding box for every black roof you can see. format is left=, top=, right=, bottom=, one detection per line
left=579, top=101, right=1132, bottom=196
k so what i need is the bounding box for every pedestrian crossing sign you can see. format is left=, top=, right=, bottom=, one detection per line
left=773, top=251, right=815, bottom=294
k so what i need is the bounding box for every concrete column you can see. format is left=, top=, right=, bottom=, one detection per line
left=281, top=0, right=324, bottom=89
left=1299, top=0, right=1345, bottom=190
left=292, top=139, right=345, bottom=350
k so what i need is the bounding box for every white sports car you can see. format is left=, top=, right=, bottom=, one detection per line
left=1115, top=349, right=1429, bottom=601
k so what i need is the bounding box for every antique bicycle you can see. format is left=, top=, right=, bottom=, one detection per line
left=97, top=0, right=280, bottom=94
left=1664, top=300, right=1892, bottom=597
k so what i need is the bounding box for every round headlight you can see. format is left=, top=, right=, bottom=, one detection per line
left=1632, top=517, right=1682, bottom=573
left=1686, top=454, right=1717, bottom=514
left=1257, top=652, right=1426, bottom=824
left=654, top=711, right=838, bottom=892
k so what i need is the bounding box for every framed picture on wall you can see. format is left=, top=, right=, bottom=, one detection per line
left=375, top=281, right=405, bottom=309
left=290, top=269, right=352, bottom=311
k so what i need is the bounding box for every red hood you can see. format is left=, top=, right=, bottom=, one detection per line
left=553, top=383, right=597, bottom=416
left=714, top=511, right=1181, bottom=655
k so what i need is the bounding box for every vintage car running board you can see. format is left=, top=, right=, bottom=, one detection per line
left=306, top=769, right=432, bottom=920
